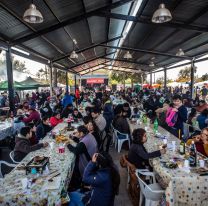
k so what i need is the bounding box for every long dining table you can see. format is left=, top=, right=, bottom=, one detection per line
left=129, top=120, right=208, bottom=206
left=0, top=122, right=78, bottom=206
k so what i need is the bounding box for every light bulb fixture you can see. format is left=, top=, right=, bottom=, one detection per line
left=23, top=3, right=43, bottom=23
left=123, top=51, right=132, bottom=59
left=70, top=38, right=78, bottom=59
left=152, top=3, right=172, bottom=23
left=176, top=48, right=185, bottom=56
left=149, top=61, right=155, bottom=67
left=70, top=50, right=78, bottom=59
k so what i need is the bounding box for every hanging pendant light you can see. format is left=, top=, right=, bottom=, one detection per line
left=176, top=48, right=185, bottom=56
left=123, top=51, right=132, bottom=59
left=70, top=39, right=78, bottom=59
left=23, top=3, right=43, bottom=23
left=149, top=61, right=155, bottom=67
left=70, top=50, right=78, bottom=59
left=152, top=3, right=172, bottom=23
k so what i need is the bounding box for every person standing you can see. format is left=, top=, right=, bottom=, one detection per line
left=201, top=86, right=208, bottom=101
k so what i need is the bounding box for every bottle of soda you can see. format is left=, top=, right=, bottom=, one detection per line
left=189, top=141, right=197, bottom=167
left=153, top=118, right=158, bottom=134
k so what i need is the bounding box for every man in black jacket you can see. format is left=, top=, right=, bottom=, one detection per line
left=36, top=116, right=52, bottom=140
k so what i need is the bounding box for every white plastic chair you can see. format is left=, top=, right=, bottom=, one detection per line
left=114, top=129, right=130, bottom=153
left=135, top=169, right=164, bottom=206
left=9, top=151, right=20, bottom=164
left=0, top=160, right=16, bottom=178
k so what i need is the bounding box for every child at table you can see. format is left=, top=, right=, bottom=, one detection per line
left=14, top=126, right=48, bottom=162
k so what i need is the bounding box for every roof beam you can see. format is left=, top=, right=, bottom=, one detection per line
left=52, top=35, right=122, bottom=63
left=97, top=12, right=208, bottom=33
left=104, top=57, right=161, bottom=68
left=77, top=60, right=112, bottom=73
left=100, top=44, right=191, bottom=59
left=68, top=51, right=116, bottom=70
left=103, top=64, right=144, bottom=71
left=12, top=0, right=134, bottom=45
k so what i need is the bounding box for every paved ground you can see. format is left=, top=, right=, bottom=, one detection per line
left=109, top=147, right=133, bottom=206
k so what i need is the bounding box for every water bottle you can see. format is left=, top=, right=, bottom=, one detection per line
left=153, top=118, right=158, bottom=134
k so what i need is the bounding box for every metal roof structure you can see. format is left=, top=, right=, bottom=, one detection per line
left=1, top=0, right=208, bottom=75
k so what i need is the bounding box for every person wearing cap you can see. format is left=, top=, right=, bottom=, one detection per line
left=91, top=107, right=106, bottom=132
left=22, top=106, right=40, bottom=124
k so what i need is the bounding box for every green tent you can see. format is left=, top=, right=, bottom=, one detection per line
left=0, top=81, right=37, bottom=90
left=20, top=76, right=49, bottom=88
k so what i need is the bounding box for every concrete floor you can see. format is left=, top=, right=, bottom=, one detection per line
left=109, top=147, right=133, bottom=206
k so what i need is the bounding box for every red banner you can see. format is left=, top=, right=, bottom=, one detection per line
left=87, top=78, right=104, bottom=84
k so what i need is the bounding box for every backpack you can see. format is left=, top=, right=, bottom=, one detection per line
left=165, top=107, right=178, bottom=127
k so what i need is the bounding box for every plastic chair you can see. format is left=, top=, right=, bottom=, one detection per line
left=135, top=169, right=164, bottom=206
left=114, top=129, right=130, bottom=153
left=0, top=160, right=16, bottom=178
left=9, top=151, right=20, bottom=164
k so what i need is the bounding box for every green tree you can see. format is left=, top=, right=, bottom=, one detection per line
left=177, top=66, right=197, bottom=82
left=201, top=73, right=208, bottom=81
left=57, top=70, right=66, bottom=85
left=110, top=71, right=146, bottom=88
left=13, top=59, right=27, bottom=72
left=37, top=65, right=49, bottom=81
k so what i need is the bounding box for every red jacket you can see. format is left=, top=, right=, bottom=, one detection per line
left=75, top=89, right=80, bottom=99
left=50, top=116, right=63, bottom=127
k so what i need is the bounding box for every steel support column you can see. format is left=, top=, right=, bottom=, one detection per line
left=150, top=72, right=152, bottom=86
left=66, top=72, right=69, bottom=93
left=190, top=59, right=195, bottom=99
left=6, top=47, right=15, bottom=112
left=164, top=68, right=167, bottom=91
left=49, top=62, right=53, bottom=96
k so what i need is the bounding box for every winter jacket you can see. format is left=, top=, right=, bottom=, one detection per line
left=36, top=122, right=52, bottom=140
left=62, top=94, right=74, bottom=108
left=128, top=143, right=161, bottom=169
left=82, top=162, right=114, bottom=206
left=50, top=116, right=63, bottom=127
left=23, top=110, right=40, bottom=124
left=14, top=135, right=44, bottom=162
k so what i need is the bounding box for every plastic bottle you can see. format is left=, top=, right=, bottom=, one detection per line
left=153, top=118, right=158, bottom=134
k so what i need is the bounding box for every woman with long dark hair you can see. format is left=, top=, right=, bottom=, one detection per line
left=128, top=128, right=166, bottom=169
left=69, top=152, right=120, bottom=206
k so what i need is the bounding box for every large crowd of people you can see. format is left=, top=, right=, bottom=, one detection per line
left=0, top=84, right=208, bottom=205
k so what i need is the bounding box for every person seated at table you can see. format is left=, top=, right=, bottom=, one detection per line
left=36, top=116, right=52, bottom=140
left=128, top=128, right=166, bottom=169
left=69, top=152, right=120, bottom=206
left=40, top=101, right=53, bottom=118
left=112, top=105, right=130, bottom=134
left=186, top=128, right=208, bottom=157
left=122, top=103, right=131, bottom=118
left=50, top=111, right=63, bottom=127
left=83, top=116, right=93, bottom=127
left=87, top=121, right=102, bottom=149
left=23, top=106, right=40, bottom=124
left=197, top=109, right=208, bottom=130
left=16, top=104, right=24, bottom=116
left=195, top=100, right=208, bottom=112
left=14, top=126, right=49, bottom=162
left=61, top=103, right=73, bottom=118
left=67, top=125, right=97, bottom=188
left=72, top=108, right=83, bottom=120
left=13, top=115, right=25, bottom=135
left=85, top=106, right=92, bottom=118
left=131, top=107, right=140, bottom=119
left=23, top=101, right=29, bottom=113
left=28, top=122, right=39, bottom=145
left=91, top=107, right=106, bottom=132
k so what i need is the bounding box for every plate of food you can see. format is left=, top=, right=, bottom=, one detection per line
left=162, top=161, right=178, bottom=169
left=55, top=135, right=70, bottom=143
